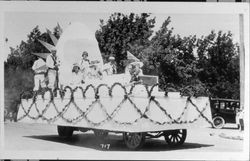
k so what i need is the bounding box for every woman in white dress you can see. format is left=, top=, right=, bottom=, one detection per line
left=70, top=63, right=82, bottom=87
left=79, top=51, right=90, bottom=83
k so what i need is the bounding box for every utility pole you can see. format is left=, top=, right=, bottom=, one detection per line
left=239, top=14, right=244, bottom=110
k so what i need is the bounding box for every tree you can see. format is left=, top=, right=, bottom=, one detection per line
left=4, top=25, right=59, bottom=117
left=5, top=26, right=53, bottom=69
left=142, top=17, right=204, bottom=93
left=96, top=12, right=155, bottom=73
left=197, top=31, right=240, bottom=99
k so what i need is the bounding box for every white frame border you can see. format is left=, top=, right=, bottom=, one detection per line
left=0, top=2, right=249, bottom=160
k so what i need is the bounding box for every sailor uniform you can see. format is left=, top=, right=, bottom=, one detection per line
left=46, top=54, right=60, bottom=90
left=32, top=58, right=47, bottom=91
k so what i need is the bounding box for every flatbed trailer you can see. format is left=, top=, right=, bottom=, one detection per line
left=17, top=83, right=213, bottom=150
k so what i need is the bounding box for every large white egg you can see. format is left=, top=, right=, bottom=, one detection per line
left=56, top=22, right=103, bottom=85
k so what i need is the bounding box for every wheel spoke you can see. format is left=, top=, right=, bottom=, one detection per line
left=176, top=135, right=180, bottom=142
left=132, top=135, right=136, bottom=146
left=172, top=136, right=175, bottom=143
left=130, top=137, right=135, bottom=146
left=170, top=135, right=173, bottom=142
left=171, top=136, right=175, bottom=143
left=126, top=134, right=130, bottom=142
left=133, top=134, right=138, bottom=146
left=134, top=135, right=139, bottom=144
left=129, top=135, right=133, bottom=144
left=176, top=134, right=181, bottom=141
left=136, top=134, right=141, bottom=144
left=174, top=136, right=178, bottom=143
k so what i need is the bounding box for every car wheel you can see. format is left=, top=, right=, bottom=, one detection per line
left=212, top=116, right=225, bottom=129
left=164, top=129, right=187, bottom=147
left=123, top=132, right=146, bottom=150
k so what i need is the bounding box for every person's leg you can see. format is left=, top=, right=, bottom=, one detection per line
left=239, top=118, right=244, bottom=131
left=50, top=70, right=57, bottom=96
left=48, top=70, right=56, bottom=91
left=40, top=74, right=46, bottom=88
left=38, top=74, right=46, bottom=94
left=33, top=75, right=39, bottom=91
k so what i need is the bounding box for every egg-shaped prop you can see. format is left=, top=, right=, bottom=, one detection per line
left=56, top=22, right=103, bottom=86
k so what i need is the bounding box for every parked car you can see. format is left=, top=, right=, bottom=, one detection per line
left=210, top=98, right=240, bottom=129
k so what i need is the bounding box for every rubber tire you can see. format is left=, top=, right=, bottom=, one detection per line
left=212, top=116, right=225, bottom=129
left=123, top=132, right=146, bottom=150
left=164, top=129, right=187, bottom=147
left=57, top=126, right=74, bottom=139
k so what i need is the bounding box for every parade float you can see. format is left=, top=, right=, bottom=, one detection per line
left=17, top=22, right=213, bottom=150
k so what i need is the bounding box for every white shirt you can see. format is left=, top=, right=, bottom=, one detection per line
left=46, top=54, right=60, bottom=69
left=104, top=62, right=116, bottom=75
left=32, top=58, right=47, bottom=73
left=70, top=72, right=82, bottom=86
left=138, top=69, right=143, bottom=76
left=79, top=59, right=90, bottom=71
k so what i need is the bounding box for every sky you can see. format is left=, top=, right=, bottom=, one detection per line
left=4, top=12, right=240, bottom=61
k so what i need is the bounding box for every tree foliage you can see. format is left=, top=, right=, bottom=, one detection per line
left=196, top=31, right=240, bottom=99
left=4, top=25, right=60, bottom=114
left=96, top=15, right=239, bottom=98
left=96, top=13, right=155, bottom=73
left=4, top=14, right=240, bottom=116
left=129, top=17, right=204, bottom=93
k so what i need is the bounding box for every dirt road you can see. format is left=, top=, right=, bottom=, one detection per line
left=3, top=122, right=244, bottom=152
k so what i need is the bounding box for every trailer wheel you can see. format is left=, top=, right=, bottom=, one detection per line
left=123, top=132, right=146, bottom=150
left=164, top=129, right=187, bottom=147
left=94, top=130, right=108, bottom=139
left=57, top=126, right=74, bottom=139
left=212, top=116, right=225, bottom=129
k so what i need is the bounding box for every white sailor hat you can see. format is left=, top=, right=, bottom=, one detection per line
left=109, top=56, right=115, bottom=60
left=130, top=61, right=143, bottom=68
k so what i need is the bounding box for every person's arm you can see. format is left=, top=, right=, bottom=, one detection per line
left=56, top=56, right=60, bottom=67
left=32, top=61, right=37, bottom=71
left=79, top=59, right=83, bottom=70
left=138, top=69, right=143, bottom=76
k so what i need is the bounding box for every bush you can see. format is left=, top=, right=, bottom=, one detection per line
left=4, top=66, right=34, bottom=119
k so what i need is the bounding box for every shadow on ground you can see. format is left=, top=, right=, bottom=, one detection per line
left=207, top=125, right=239, bottom=130
left=222, top=127, right=239, bottom=130
left=25, top=133, right=213, bottom=151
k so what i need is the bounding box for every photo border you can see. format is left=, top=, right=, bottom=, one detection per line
left=0, top=1, right=249, bottom=160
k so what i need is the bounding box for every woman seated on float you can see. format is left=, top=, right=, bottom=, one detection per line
left=88, top=60, right=103, bottom=80
left=69, top=63, right=83, bottom=87
left=124, top=61, right=148, bottom=96
left=126, top=61, right=144, bottom=85
left=103, top=56, right=117, bottom=76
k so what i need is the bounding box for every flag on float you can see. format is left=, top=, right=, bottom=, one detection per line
left=127, top=51, right=140, bottom=62
left=32, top=52, right=50, bottom=59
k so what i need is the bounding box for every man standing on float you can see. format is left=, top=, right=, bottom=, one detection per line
left=32, top=55, right=47, bottom=92
left=46, top=49, right=60, bottom=95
